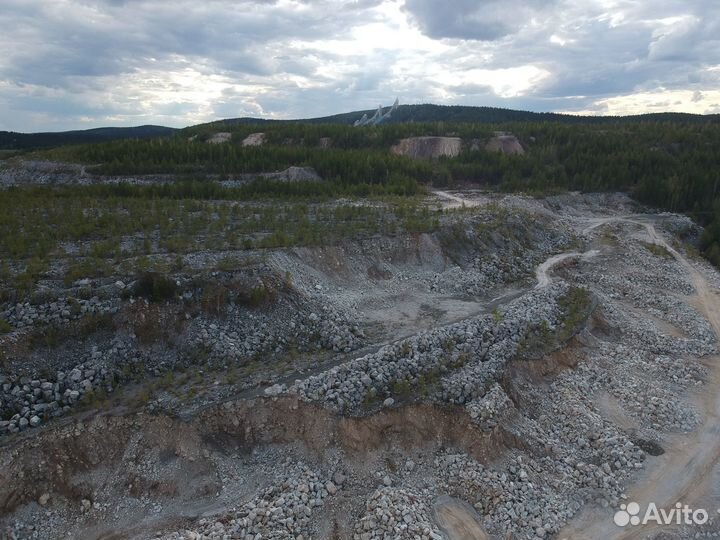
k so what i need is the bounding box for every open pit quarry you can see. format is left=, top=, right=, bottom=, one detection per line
left=1, top=191, right=720, bottom=540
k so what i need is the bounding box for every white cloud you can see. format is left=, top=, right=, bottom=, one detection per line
left=559, top=89, right=720, bottom=116
left=0, top=0, right=719, bottom=130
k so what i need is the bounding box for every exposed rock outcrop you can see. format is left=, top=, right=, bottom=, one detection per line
left=485, top=132, right=524, bottom=155
left=242, top=132, right=266, bottom=147
left=206, top=132, right=232, bottom=144
left=391, top=137, right=462, bottom=159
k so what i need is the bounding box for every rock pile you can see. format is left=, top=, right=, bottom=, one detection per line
left=191, top=303, right=362, bottom=363
left=436, top=208, right=575, bottom=296
left=161, top=466, right=342, bottom=540
left=242, top=133, right=266, bottom=147
left=2, top=297, right=119, bottom=329
left=206, top=132, right=232, bottom=144
left=353, top=488, right=443, bottom=540
left=0, top=361, right=113, bottom=433
left=466, top=383, right=515, bottom=430
left=285, top=284, right=568, bottom=410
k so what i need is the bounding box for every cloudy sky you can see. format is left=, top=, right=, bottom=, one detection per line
left=1, top=0, right=719, bottom=131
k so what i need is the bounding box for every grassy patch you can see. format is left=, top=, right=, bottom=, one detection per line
left=557, top=286, right=593, bottom=342
left=640, top=241, right=673, bottom=259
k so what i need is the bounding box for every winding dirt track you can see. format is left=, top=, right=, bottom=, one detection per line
left=432, top=194, right=720, bottom=539
left=560, top=217, right=720, bottom=539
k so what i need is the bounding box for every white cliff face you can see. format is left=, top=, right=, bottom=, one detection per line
left=391, top=136, right=463, bottom=159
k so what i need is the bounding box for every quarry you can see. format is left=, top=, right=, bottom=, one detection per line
left=1, top=184, right=719, bottom=540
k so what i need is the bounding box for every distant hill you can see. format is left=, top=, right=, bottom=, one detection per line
left=211, top=104, right=720, bottom=127
left=5, top=104, right=719, bottom=150
left=0, top=125, right=177, bottom=150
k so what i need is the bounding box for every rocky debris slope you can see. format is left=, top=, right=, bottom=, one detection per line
left=1, top=296, right=118, bottom=329
left=278, top=283, right=568, bottom=410
left=0, top=160, right=88, bottom=186
left=1, top=196, right=718, bottom=540
left=0, top=280, right=362, bottom=435
left=435, top=205, right=575, bottom=296
left=161, top=465, right=343, bottom=540
left=0, top=159, right=320, bottom=187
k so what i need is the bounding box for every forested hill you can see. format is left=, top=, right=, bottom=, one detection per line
left=0, top=125, right=177, bottom=150
left=211, top=104, right=720, bottom=127
left=4, top=105, right=720, bottom=150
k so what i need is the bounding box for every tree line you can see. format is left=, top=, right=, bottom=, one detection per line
left=35, top=120, right=720, bottom=265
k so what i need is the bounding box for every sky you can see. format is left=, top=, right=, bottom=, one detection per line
left=1, top=0, right=719, bottom=132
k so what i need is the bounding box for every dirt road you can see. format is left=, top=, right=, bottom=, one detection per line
left=560, top=218, right=720, bottom=539
left=432, top=190, right=485, bottom=208
left=534, top=250, right=599, bottom=288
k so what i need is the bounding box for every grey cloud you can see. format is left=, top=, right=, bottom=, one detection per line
left=402, top=0, right=558, bottom=41
left=1, top=0, right=720, bottom=130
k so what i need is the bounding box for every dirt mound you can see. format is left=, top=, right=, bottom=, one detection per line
left=206, top=132, right=231, bottom=144
left=242, top=132, right=265, bottom=147
left=485, top=133, right=524, bottom=155
left=391, top=137, right=462, bottom=159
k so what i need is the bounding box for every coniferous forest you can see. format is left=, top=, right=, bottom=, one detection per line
left=6, top=118, right=720, bottom=265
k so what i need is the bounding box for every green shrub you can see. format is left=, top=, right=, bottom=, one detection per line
left=0, top=319, right=12, bottom=334
left=641, top=241, right=673, bottom=259
left=201, top=284, right=229, bottom=315
left=64, top=258, right=113, bottom=286
left=133, top=271, right=177, bottom=302
left=558, top=286, right=592, bottom=341
left=390, top=379, right=412, bottom=399
left=217, top=256, right=241, bottom=272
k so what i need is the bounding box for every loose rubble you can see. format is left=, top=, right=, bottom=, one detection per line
left=2, top=193, right=720, bottom=540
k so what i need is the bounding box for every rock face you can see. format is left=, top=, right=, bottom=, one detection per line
left=242, top=132, right=266, bottom=147
left=206, top=132, right=232, bottom=144
left=391, top=137, right=462, bottom=159
left=485, top=133, right=524, bottom=155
